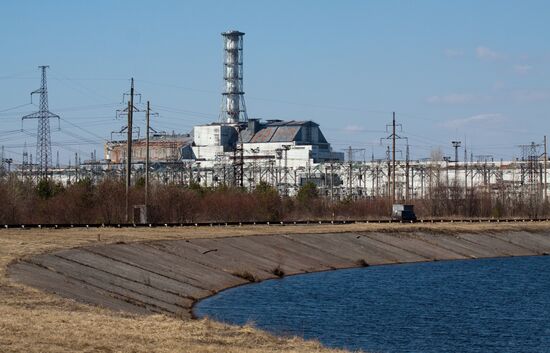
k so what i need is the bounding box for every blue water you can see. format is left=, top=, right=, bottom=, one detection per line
left=194, top=256, right=550, bottom=353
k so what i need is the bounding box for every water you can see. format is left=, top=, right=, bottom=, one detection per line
left=194, top=256, right=550, bottom=353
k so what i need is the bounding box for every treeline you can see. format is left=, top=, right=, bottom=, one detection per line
left=0, top=176, right=548, bottom=224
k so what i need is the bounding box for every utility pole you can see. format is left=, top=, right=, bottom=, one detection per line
left=443, top=156, right=450, bottom=194
left=74, top=152, right=79, bottom=182
left=283, top=145, right=291, bottom=196
left=381, top=112, right=405, bottom=207
left=145, top=101, right=151, bottom=213
left=329, top=162, right=334, bottom=202
left=347, top=146, right=365, bottom=199
left=386, top=145, right=391, bottom=202
left=545, top=135, right=548, bottom=202
left=405, top=144, right=410, bottom=202
left=240, top=136, right=245, bottom=188
left=348, top=146, right=353, bottom=195
left=118, top=78, right=140, bottom=222
left=464, top=144, right=468, bottom=196
left=125, top=100, right=132, bottom=222
left=452, top=140, right=461, bottom=187
left=0, top=146, right=4, bottom=175
left=452, top=141, right=461, bottom=163
left=126, top=78, right=134, bottom=222
left=392, top=112, right=396, bottom=204
left=22, top=143, right=28, bottom=177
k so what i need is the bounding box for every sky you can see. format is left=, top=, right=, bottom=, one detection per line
left=1, top=0, right=550, bottom=164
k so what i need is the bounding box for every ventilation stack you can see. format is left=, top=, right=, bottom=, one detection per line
left=220, top=30, right=247, bottom=124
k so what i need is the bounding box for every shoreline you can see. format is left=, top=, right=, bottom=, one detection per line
left=3, top=223, right=550, bottom=353
left=8, top=228, right=550, bottom=318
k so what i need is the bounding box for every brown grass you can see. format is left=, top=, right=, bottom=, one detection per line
left=1, top=222, right=549, bottom=352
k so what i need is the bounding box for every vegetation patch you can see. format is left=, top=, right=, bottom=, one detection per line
left=3, top=175, right=549, bottom=224
left=271, top=266, right=285, bottom=278
left=232, top=270, right=257, bottom=282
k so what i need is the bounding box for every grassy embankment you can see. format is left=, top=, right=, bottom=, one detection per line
left=1, top=222, right=549, bottom=353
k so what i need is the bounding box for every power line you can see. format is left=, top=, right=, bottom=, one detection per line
left=59, top=117, right=107, bottom=141
left=0, top=103, right=33, bottom=113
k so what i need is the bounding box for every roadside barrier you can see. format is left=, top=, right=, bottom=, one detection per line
left=2, top=218, right=550, bottom=230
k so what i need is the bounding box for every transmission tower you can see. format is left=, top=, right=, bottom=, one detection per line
left=519, top=142, right=543, bottom=216
left=22, top=66, right=60, bottom=178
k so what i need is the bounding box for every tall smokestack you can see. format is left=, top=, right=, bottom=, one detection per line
left=220, top=30, right=247, bottom=124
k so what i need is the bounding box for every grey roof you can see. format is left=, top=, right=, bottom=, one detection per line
left=249, top=126, right=277, bottom=142
left=242, top=120, right=320, bottom=143
left=270, top=126, right=301, bottom=142
left=265, top=120, right=316, bottom=126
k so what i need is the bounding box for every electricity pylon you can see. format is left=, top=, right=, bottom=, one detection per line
left=22, top=66, right=60, bottom=178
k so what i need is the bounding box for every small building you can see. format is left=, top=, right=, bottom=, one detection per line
left=392, top=204, right=417, bottom=221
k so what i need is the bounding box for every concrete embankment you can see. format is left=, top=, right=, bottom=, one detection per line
left=8, top=230, right=550, bottom=319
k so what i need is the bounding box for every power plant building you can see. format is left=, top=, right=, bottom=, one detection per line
left=192, top=119, right=343, bottom=168
left=191, top=30, right=343, bottom=167
left=103, top=29, right=343, bottom=186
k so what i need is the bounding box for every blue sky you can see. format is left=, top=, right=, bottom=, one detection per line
left=1, top=0, right=549, bottom=163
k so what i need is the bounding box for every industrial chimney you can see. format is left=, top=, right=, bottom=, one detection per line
left=220, top=30, right=247, bottom=124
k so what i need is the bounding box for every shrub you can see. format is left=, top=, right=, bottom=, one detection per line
left=296, top=182, right=318, bottom=205
left=36, top=178, right=64, bottom=199
left=232, top=270, right=256, bottom=282
left=271, top=266, right=285, bottom=278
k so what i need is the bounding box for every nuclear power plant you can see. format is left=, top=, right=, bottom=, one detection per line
left=191, top=31, right=344, bottom=169
left=103, top=30, right=345, bottom=193
left=3, top=30, right=550, bottom=203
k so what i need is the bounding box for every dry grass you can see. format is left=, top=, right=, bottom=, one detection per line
left=1, top=222, right=549, bottom=352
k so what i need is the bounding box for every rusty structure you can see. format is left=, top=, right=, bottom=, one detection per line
left=105, top=133, right=193, bottom=164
